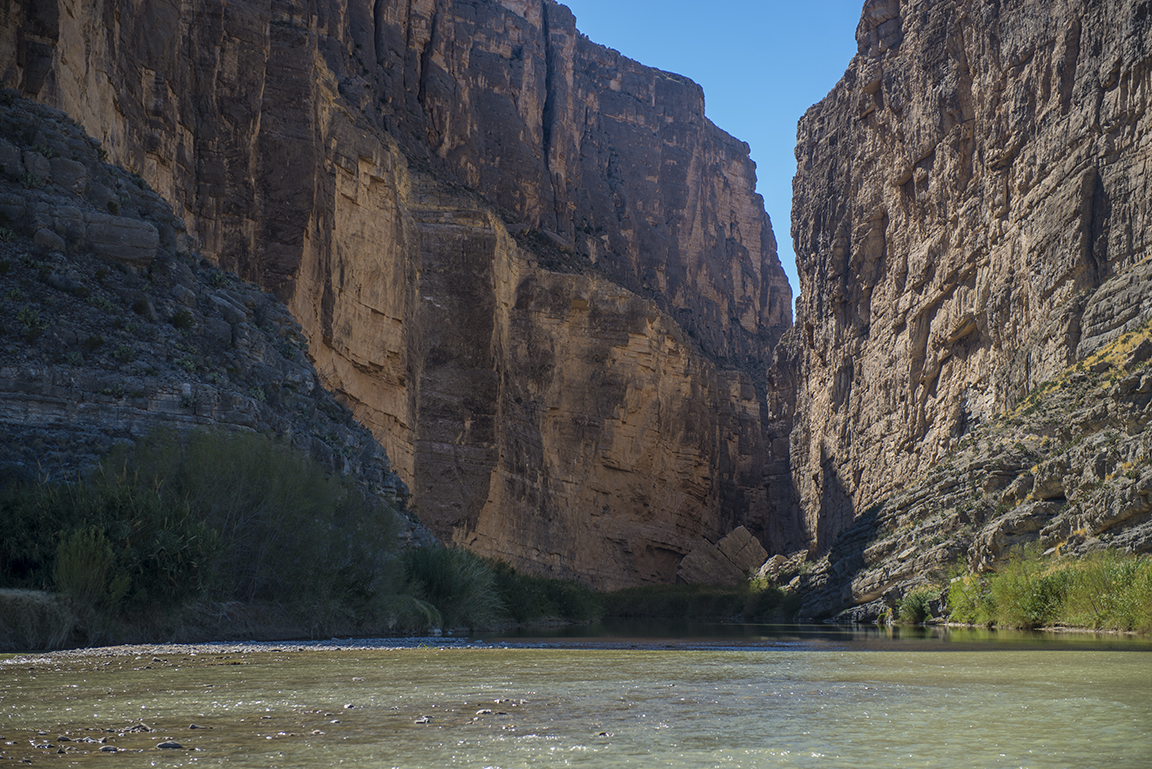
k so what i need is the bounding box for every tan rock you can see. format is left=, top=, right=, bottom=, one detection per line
left=0, top=0, right=799, bottom=586
left=677, top=527, right=768, bottom=586
left=788, top=0, right=1152, bottom=552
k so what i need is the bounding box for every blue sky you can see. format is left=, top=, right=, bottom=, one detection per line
left=559, top=1, right=864, bottom=299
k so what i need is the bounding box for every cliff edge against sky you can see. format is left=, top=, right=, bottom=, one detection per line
left=788, top=0, right=1152, bottom=552
left=3, top=0, right=1149, bottom=602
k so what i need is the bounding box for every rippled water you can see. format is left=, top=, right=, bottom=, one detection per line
left=2, top=630, right=1150, bottom=768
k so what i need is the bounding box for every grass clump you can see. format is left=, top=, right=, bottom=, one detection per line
left=404, top=546, right=502, bottom=630
left=947, top=544, right=1152, bottom=632
left=401, top=549, right=604, bottom=630
left=489, top=561, right=601, bottom=624
left=0, top=589, right=73, bottom=652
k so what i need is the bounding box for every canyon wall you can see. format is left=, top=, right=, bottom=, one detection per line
left=0, top=0, right=797, bottom=587
left=789, top=0, right=1152, bottom=550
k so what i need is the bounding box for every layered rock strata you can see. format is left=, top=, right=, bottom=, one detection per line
left=676, top=526, right=770, bottom=586
left=0, top=0, right=797, bottom=586
left=0, top=96, right=415, bottom=531
left=796, top=271, right=1152, bottom=619
left=789, top=0, right=1152, bottom=551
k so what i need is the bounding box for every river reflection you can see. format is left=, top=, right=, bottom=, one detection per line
left=483, top=619, right=1152, bottom=651
left=2, top=627, right=1150, bottom=768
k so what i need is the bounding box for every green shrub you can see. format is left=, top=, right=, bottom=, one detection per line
left=948, top=547, right=1152, bottom=633
left=171, top=309, right=194, bottom=329
left=743, top=577, right=802, bottom=621
left=16, top=305, right=43, bottom=330
left=2, top=428, right=409, bottom=640
left=947, top=574, right=994, bottom=627
left=404, top=546, right=503, bottom=629
left=897, top=585, right=940, bottom=624
left=111, top=429, right=404, bottom=616
left=490, top=561, right=601, bottom=623
left=1060, top=551, right=1152, bottom=633
left=53, top=527, right=117, bottom=614
left=600, top=580, right=799, bottom=622
left=990, top=543, right=1071, bottom=629
left=602, top=584, right=741, bottom=619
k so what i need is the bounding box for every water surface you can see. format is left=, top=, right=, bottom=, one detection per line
left=2, top=629, right=1149, bottom=768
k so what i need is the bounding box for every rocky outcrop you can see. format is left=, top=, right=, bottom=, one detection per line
left=676, top=526, right=769, bottom=586
left=0, top=0, right=798, bottom=587
left=789, top=0, right=1152, bottom=552
left=0, top=95, right=414, bottom=531
left=796, top=267, right=1152, bottom=620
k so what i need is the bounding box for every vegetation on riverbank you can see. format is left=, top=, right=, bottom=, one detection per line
left=0, top=428, right=601, bottom=650
left=11, top=428, right=1147, bottom=652
left=945, top=545, right=1152, bottom=632
left=891, top=545, right=1152, bottom=633
left=601, top=577, right=801, bottom=623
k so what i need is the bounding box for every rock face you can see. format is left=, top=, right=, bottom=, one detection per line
left=795, top=284, right=1152, bottom=620
left=0, top=0, right=797, bottom=587
left=0, top=96, right=415, bottom=530
left=789, top=0, right=1152, bottom=552
left=676, top=526, right=770, bottom=586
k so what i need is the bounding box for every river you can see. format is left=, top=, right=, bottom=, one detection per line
left=2, top=624, right=1150, bottom=768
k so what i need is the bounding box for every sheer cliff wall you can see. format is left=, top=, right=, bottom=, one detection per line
left=0, top=0, right=797, bottom=587
left=789, top=0, right=1152, bottom=550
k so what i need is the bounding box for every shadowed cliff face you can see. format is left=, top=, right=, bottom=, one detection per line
left=0, top=0, right=798, bottom=587
left=789, top=0, right=1152, bottom=550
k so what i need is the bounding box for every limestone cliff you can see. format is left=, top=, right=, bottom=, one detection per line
left=0, top=0, right=797, bottom=587
left=789, top=0, right=1152, bottom=551
left=0, top=95, right=414, bottom=528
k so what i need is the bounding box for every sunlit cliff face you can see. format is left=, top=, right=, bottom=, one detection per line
left=788, top=0, right=1152, bottom=548
left=0, top=0, right=798, bottom=587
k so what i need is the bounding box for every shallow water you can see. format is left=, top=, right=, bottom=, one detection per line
left=2, top=631, right=1150, bottom=768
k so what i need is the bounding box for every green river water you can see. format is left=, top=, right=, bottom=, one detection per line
left=2, top=626, right=1150, bottom=768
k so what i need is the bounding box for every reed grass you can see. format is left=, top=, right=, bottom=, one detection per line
left=947, top=544, right=1152, bottom=632
left=0, top=589, right=73, bottom=651
left=403, top=546, right=503, bottom=629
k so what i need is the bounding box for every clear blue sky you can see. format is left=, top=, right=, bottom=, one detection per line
left=560, top=0, right=864, bottom=299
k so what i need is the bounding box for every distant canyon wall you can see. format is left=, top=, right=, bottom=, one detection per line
left=789, top=0, right=1152, bottom=549
left=0, top=0, right=797, bottom=587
